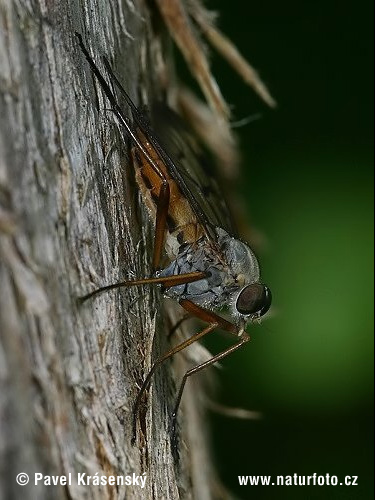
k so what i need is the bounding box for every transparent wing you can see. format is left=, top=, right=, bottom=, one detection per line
left=77, top=35, right=236, bottom=249
left=149, top=103, right=236, bottom=239
left=100, top=56, right=236, bottom=243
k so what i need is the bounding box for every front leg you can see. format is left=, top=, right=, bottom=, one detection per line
left=131, top=320, right=218, bottom=445
left=170, top=300, right=249, bottom=452
left=131, top=299, right=241, bottom=446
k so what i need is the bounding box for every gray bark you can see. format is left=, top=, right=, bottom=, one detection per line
left=0, top=1, right=213, bottom=499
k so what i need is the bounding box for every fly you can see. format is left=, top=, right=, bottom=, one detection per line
left=76, top=33, right=272, bottom=448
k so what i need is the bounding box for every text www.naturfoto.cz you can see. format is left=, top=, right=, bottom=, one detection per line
left=238, top=473, right=358, bottom=487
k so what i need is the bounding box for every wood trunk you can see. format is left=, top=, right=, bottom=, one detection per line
left=0, top=1, right=214, bottom=498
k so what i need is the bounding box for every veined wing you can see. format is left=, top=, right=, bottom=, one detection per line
left=150, top=103, right=236, bottom=239
left=103, top=59, right=236, bottom=245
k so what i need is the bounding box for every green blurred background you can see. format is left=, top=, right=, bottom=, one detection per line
left=197, top=1, right=373, bottom=498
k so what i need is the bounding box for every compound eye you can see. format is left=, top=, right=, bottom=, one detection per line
left=236, top=284, right=272, bottom=317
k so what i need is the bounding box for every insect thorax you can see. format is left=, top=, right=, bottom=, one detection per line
left=160, top=227, right=260, bottom=311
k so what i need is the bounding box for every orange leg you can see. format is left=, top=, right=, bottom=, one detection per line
left=131, top=320, right=218, bottom=445
left=132, top=300, right=244, bottom=447
left=170, top=330, right=250, bottom=452
left=78, top=271, right=206, bottom=302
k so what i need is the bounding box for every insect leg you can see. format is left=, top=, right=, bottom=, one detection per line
left=78, top=271, right=206, bottom=303
left=78, top=35, right=171, bottom=267
left=167, top=299, right=247, bottom=449
left=179, top=298, right=237, bottom=333
left=170, top=334, right=250, bottom=451
left=77, top=34, right=170, bottom=183
left=131, top=321, right=218, bottom=445
left=132, top=299, right=242, bottom=446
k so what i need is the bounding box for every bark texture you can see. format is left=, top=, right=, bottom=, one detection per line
left=0, top=1, right=213, bottom=498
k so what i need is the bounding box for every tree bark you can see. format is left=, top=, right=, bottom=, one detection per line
left=0, top=1, right=213, bottom=498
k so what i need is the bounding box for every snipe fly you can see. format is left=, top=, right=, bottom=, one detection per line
left=76, top=33, right=271, bottom=448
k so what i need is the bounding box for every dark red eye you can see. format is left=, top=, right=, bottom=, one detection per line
left=236, top=284, right=272, bottom=316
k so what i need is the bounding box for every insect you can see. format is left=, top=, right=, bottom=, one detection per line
left=76, top=33, right=272, bottom=448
